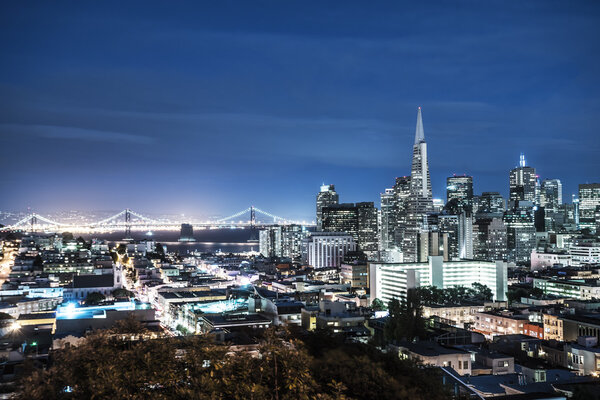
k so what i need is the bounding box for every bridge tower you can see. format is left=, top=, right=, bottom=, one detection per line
left=248, top=206, right=258, bottom=242
left=30, top=214, right=37, bottom=233
left=124, top=209, right=133, bottom=240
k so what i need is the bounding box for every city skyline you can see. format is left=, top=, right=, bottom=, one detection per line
left=1, top=1, right=599, bottom=219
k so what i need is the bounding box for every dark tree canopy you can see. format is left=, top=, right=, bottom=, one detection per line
left=384, top=289, right=426, bottom=343
left=371, top=298, right=387, bottom=311
left=84, top=292, right=106, bottom=306
left=18, top=327, right=449, bottom=400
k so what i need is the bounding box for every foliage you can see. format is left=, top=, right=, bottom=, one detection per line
left=371, top=298, right=387, bottom=311
left=417, top=282, right=494, bottom=305
left=384, top=289, right=426, bottom=343
left=0, top=312, right=13, bottom=320
left=17, top=327, right=449, bottom=400
left=506, top=286, right=544, bottom=303
left=84, top=291, right=106, bottom=306
left=61, top=232, right=74, bottom=241
left=116, top=244, right=127, bottom=255
left=112, top=288, right=134, bottom=299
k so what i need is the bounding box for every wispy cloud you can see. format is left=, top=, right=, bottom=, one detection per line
left=1, top=123, right=155, bottom=145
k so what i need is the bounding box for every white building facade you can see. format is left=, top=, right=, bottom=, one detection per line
left=369, top=256, right=508, bottom=305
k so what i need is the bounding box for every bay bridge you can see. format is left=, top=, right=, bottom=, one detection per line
left=0, top=206, right=315, bottom=235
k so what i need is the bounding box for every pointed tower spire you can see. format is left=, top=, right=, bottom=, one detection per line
left=414, top=106, right=425, bottom=144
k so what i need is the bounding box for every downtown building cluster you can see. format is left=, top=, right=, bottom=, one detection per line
left=252, top=107, right=600, bottom=395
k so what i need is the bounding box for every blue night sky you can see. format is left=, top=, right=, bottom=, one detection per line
left=1, top=1, right=599, bottom=220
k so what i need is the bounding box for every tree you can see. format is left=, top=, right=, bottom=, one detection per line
left=470, top=282, right=493, bottom=301
left=84, top=292, right=105, bottom=306
left=17, top=326, right=450, bottom=400
left=384, top=289, right=426, bottom=343
left=112, top=288, right=134, bottom=299
left=116, top=244, right=127, bottom=255
left=62, top=232, right=74, bottom=241
left=371, top=298, right=387, bottom=311
left=0, top=312, right=13, bottom=320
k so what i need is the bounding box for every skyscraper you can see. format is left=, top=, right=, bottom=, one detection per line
left=322, top=202, right=378, bottom=258
left=579, top=183, right=600, bottom=230
left=473, top=217, right=508, bottom=261
left=379, top=188, right=396, bottom=251
left=503, top=201, right=536, bottom=264
left=540, top=179, right=563, bottom=213
left=316, top=184, right=339, bottom=231
left=509, top=154, right=538, bottom=204
left=259, top=224, right=309, bottom=259
left=392, top=175, right=412, bottom=248
left=446, top=175, right=474, bottom=211
left=475, top=192, right=505, bottom=216
left=403, top=107, right=433, bottom=262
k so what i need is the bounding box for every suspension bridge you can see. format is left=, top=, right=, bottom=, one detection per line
left=0, top=207, right=314, bottom=234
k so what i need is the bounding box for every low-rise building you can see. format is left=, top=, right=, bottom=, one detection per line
left=533, top=278, right=600, bottom=300
left=530, top=249, right=572, bottom=271
left=473, top=311, right=530, bottom=339
left=396, top=341, right=472, bottom=376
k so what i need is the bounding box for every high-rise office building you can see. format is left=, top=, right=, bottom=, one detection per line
left=403, top=107, right=433, bottom=262
left=503, top=201, right=536, bottom=264
left=393, top=176, right=412, bottom=248
left=316, top=184, right=339, bottom=231
left=259, top=226, right=282, bottom=258
left=322, top=202, right=378, bottom=258
left=357, top=202, right=379, bottom=256
left=303, top=232, right=356, bottom=269
left=475, top=192, right=505, bottom=216
left=447, top=175, right=473, bottom=211
left=437, top=214, right=459, bottom=261
left=458, top=212, right=473, bottom=259
left=579, top=183, right=600, bottom=229
left=379, top=188, right=396, bottom=251
left=473, top=217, right=508, bottom=261
left=540, top=179, right=563, bottom=213
left=322, top=203, right=358, bottom=240
left=509, top=154, right=538, bottom=204
left=260, top=225, right=309, bottom=259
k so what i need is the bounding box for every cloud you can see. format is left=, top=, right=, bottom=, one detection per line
left=0, top=123, right=155, bottom=145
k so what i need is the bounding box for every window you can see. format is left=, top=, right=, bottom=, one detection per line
left=463, top=360, right=469, bottom=369
left=498, top=361, right=509, bottom=367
